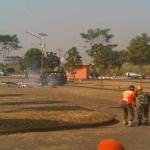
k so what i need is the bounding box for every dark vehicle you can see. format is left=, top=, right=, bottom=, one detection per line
left=40, top=72, right=49, bottom=86
left=48, top=72, right=67, bottom=86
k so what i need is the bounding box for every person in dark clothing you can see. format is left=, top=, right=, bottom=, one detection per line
left=136, top=85, right=150, bottom=125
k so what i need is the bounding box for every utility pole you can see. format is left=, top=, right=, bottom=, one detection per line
left=25, top=31, right=47, bottom=75
left=56, top=49, right=63, bottom=72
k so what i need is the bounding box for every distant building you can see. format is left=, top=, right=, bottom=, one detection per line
left=66, top=64, right=89, bottom=80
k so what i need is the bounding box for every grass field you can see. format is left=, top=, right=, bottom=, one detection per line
left=0, top=77, right=149, bottom=134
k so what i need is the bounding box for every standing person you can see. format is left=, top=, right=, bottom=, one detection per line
left=136, top=85, right=150, bottom=125
left=120, top=85, right=136, bottom=126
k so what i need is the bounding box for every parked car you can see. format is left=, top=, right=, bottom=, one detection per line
left=48, top=72, right=67, bottom=85
left=0, top=69, right=7, bottom=76
left=125, top=72, right=144, bottom=79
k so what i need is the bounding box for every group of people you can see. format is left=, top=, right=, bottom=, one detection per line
left=96, top=85, right=149, bottom=150
left=120, top=84, right=150, bottom=126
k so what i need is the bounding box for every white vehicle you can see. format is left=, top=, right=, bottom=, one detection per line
left=125, top=72, right=144, bottom=79
left=0, top=69, right=7, bottom=76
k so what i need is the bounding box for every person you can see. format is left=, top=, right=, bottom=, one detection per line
left=98, top=139, right=125, bottom=150
left=136, top=85, right=150, bottom=125
left=120, top=85, right=136, bottom=126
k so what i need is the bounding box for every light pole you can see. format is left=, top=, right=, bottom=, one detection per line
left=56, top=49, right=63, bottom=72
left=25, top=31, right=47, bottom=74
left=38, top=33, right=48, bottom=74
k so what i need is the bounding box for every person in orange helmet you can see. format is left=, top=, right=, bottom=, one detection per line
left=98, top=139, right=125, bottom=150
left=120, top=85, right=136, bottom=126
left=136, top=85, right=142, bottom=91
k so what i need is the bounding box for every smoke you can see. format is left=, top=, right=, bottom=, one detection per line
left=25, top=69, right=41, bottom=86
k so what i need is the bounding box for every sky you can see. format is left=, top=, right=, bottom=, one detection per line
left=0, top=0, right=150, bottom=63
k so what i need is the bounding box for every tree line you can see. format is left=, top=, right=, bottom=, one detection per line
left=0, top=28, right=150, bottom=76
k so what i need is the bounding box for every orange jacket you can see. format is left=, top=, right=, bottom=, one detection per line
left=120, top=90, right=136, bottom=104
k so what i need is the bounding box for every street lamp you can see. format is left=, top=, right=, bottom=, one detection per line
left=25, top=31, right=47, bottom=74
left=56, top=49, right=63, bottom=72
left=38, top=33, right=48, bottom=74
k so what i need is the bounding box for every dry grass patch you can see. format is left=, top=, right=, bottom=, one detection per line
left=0, top=110, right=113, bottom=134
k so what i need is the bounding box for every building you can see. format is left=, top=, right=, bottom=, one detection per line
left=66, top=64, right=89, bottom=80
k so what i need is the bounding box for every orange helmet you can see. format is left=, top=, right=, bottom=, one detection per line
left=136, top=85, right=142, bottom=91
left=98, top=139, right=125, bottom=150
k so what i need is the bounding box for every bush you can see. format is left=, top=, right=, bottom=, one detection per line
left=6, top=68, right=15, bottom=73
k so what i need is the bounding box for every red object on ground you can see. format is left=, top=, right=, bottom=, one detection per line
left=98, top=139, right=125, bottom=150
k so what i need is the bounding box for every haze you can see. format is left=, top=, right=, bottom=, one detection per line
left=0, top=0, right=150, bottom=63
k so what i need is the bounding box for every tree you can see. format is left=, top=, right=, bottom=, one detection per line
left=24, top=48, right=42, bottom=70
left=80, top=29, right=99, bottom=47
left=80, top=28, right=114, bottom=47
left=19, top=58, right=26, bottom=71
left=109, top=50, right=129, bottom=76
left=127, top=33, right=150, bottom=66
left=110, top=50, right=128, bottom=69
left=44, top=52, right=60, bottom=72
left=5, top=56, right=22, bottom=64
left=65, top=47, right=82, bottom=79
left=87, top=44, right=113, bottom=75
left=0, top=34, right=21, bottom=63
left=65, top=47, right=82, bottom=65
left=81, top=28, right=117, bottom=76
left=117, top=50, right=129, bottom=65
left=17, top=57, right=29, bottom=78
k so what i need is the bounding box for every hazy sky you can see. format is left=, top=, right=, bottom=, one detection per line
left=0, top=0, right=150, bottom=62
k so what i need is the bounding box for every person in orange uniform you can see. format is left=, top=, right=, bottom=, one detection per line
left=120, top=85, right=136, bottom=126
left=98, top=139, right=125, bottom=150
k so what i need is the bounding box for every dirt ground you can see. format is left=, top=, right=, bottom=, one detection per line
left=0, top=77, right=150, bottom=150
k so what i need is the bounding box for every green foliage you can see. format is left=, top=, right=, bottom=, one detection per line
left=118, top=50, right=129, bottom=64
left=65, top=47, right=82, bottom=79
left=6, top=67, right=15, bottom=73
left=19, top=58, right=26, bottom=71
left=111, top=50, right=128, bottom=69
left=44, top=52, right=60, bottom=71
left=65, top=47, right=82, bottom=65
left=24, top=50, right=60, bottom=72
left=0, top=34, right=21, bottom=49
left=119, top=64, right=150, bottom=76
left=0, top=63, right=6, bottom=68
left=87, top=44, right=113, bottom=69
left=80, top=28, right=114, bottom=46
left=81, top=28, right=119, bottom=75
left=110, top=51, right=121, bottom=68
left=24, top=48, right=42, bottom=70
left=127, top=33, right=150, bottom=65
left=87, top=45, right=125, bottom=75
left=89, top=64, right=99, bottom=78
left=0, top=35, right=21, bottom=62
